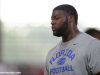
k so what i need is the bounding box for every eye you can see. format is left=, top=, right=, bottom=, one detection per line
left=53, top=16, right=59, bottom=20
left=51, top=16, right=59, bottom=20
left=54, top=17, right=59, bottom=20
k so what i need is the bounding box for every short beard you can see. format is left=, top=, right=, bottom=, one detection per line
left=53, top=19, right=68, bottom=37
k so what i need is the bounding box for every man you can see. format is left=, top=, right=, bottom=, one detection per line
left=85, top=28, right=100, bottom=40
left=45, top=4, right=100, bottom=75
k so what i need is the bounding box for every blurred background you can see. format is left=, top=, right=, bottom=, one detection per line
left=0, top=0, right=100, bottom=75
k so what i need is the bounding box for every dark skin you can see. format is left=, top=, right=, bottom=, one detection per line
left=51, top=10, right=100, bottom=75
left=51, top=10, right=79, bottom=42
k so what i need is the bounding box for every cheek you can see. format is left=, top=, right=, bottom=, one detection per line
left=57, top=20, right=65, bottom=28
left=56, top=22, right=62, bottom=30
left=57, top=19, right=64, bottom=25
left=55, top=18, right=66, bottom=30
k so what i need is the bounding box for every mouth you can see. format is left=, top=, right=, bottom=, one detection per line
left=52, top=27, right=56, bottom=32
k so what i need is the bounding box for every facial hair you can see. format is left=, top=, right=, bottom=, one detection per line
left=53, top=18, right=68, bottom=37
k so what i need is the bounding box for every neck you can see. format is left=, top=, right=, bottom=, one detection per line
left=62, top=28, right=80, bottom=42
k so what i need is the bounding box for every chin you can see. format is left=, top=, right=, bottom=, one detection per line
left=53, top=33, right=62, bottom=37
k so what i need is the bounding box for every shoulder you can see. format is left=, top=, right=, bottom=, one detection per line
left=78, top=32, right=99, bottom=44
left=83, top=33, right=100, bottom=50
left=75, top=33, right=100, bottom=52
left=89, top=38, right=100, bottom=51
left=75, top=33, right=95, bottom=47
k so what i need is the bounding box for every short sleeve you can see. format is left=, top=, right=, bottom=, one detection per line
left=44, top=53, right=49, bottom=75
left=44, top=66, right=49, bottom=75
left=88, top=40, right=100, bottom=74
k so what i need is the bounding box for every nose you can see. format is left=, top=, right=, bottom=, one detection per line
left=51, top=20, right=55, bottom=26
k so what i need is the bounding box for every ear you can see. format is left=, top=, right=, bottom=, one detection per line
left=68, top=15, right=74, bottom=24
left=67, top=15, right=75, bottom=29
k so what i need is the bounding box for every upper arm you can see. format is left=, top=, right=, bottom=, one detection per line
left=88, top=40, right=100, bottom=74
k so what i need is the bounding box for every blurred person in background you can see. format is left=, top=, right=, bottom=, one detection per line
left=0, top=62, right=20, bottom=75
left=85, top=28, right=100, bottom=40
left=45, top=4, right=100, bottom=75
